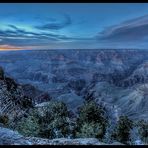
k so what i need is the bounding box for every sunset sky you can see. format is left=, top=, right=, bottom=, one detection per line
left=1, top=3, right=148, bottom=50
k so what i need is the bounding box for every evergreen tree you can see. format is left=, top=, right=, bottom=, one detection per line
left=16, top=111, right=40, bottom=137
left=137, top=120, right=148, bottom=144
left=0, top=114, right=9, bottom=127
left=112, top=116, right=133, bottom=144
left=76, top=122, right=103, bottom=138
left=38, top=101, right=72, bottom=139
left=76, top=101, right=108, bottom=139
left=0, top=67, right=4, bottom=80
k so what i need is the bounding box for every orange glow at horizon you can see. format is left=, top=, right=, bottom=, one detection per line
left=0, top=45, right=23, bottom=51
left=0, top=45, right=34, bottom=51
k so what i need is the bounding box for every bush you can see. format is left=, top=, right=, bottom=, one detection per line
left=112, top=116, right=133, bottom=144
left=40, top=116, right=71, bottom=139
left=0, top=115, right=9, bottom=126
left=21, top=96, right=33, bottom=108
left=14, top=100, right=109, bottom=140
left=137, top=120, right=148, bottom=144
left=16, top=109, right=40, bottom=137
left=76, top=101, right=108, bottom=139
left=38, top=101, right=72, bottom=139
left=5, top=77, right=17, bottom=91
left=0, top=67, right=4, bottom=80
left=40, top=101, right=69, bottom=119
left=76, top=122, right=103, bottom=138
left=14, top=101, right=72, bottom=139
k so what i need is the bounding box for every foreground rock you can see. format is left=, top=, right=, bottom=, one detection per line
left=25, top=137, right=105, bottom=145
left=0, top=127, right=29, bottom=145
left=0, top=127, right=124, bottom=145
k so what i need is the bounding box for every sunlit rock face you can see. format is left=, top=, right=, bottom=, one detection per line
left=0, top=49, right=148, bottom=120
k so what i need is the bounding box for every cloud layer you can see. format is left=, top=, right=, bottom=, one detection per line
left=97, top=15, right=148, bottom=44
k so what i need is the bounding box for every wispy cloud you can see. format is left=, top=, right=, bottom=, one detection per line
left=97, top=15, right=148, bottom=43
left=0, top=23, right=92, bottom=48
left=35, top=14, right=72, bottom=30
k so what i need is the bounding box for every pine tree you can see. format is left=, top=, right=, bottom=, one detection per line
left=112, top=116, right=133, bottom=144
left=0, top=67, right=4, bottom=80
left=38, top=101, right=72, bottom=139
left=137, top=120, right=148, bottom=145
left=76, top=101, right=108, bottom=139
left=16, top=113, right=40, bottom=137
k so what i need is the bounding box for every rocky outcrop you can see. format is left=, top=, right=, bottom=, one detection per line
left=0, top=127, right=29, bottom=145
left=0, top=78, right=33, bottom=122
left=22, top=84, right=42, bottom=100
left=22, top=84, right=51, bottom=105
left=0, top=67, right=44, bottom=124
left=0, top=127, right=124, bottom=145
left=25, top=137, right=105, bottom=145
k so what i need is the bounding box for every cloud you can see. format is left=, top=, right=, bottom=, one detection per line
left=35, top=14, right=72, bottom=30
left=0, top=25, right=60, bottom=47
left=97, top=15, right=148, bottom=43
left=0, top=24, right=93, bottom=48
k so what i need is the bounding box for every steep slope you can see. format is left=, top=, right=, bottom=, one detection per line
left=83, top=81, right=148, bottom=120
left=0, top=67, right=49, bottom=126
left=0, top=49, right=148, bottom=121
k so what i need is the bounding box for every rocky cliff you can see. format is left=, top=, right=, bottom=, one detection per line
left=0, top=67, right=51, bottom=127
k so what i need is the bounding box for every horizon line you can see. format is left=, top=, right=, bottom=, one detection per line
left=0, top=48, right=148, bottom=52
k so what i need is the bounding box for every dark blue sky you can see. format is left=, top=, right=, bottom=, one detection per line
left=1, top=3, right=148, bottom=50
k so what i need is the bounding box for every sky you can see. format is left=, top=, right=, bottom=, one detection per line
left=1, top=3, right=148, bottom=50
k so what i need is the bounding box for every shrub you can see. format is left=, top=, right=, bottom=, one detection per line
left=0, top=67, right=4, bottom=80
left=16, top=109, right=40, bottom=137
left=5, top=77, right=17, bottom=91
left=40, top=116, right=71, bottom=139
left=40, top=101, right=69, bottom=119
left=14, top=101, right=72, bottom=139
left=21, top=96, right=33, bottom=108
left=137, top=120, right=148, bottom=144
left=76, top=101, right=108, bottom=139
left=112, top=116, right=133, bottom=144
left=38, top=101, right=72, bottom=139
left=76, top=122, right=103, bottom=138
left=0, top=115, right=9, bottom=126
